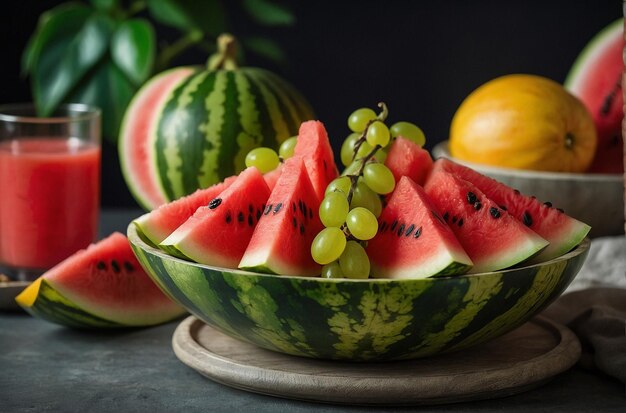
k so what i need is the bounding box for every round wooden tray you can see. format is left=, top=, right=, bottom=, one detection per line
left=172, top=315, right=580, bottom=405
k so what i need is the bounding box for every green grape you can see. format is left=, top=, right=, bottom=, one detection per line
left=348, top=108, right=377, bottom=133
left=319, top=192, right=349, bottom=228
left=339, top=241, right=370, bottom=279
left=374, top=148, right=387, bottom=163
left=363, top=163, right=396, bottom=194
left=245, top=147, right=280, bottom=173
left=279, top=136, right=298, bottom=159
left=346, top=207, right=378, bottom=240
left=351, top=181, right=383, bottom=217
left=390, top=121, right=426, bottom=147
left=325, top=176, right=352, bottom=196
left=321, top=261, right=345, bottom=279
left=340, top=133, right=360, bottom=166
left=311, top=227, right=347, bottom=265
left=355, top=140, right=374, bottom=158
left=366, top=121, right=390, bottom=148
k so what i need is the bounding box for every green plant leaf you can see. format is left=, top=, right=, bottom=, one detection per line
left=243, top=36, right=286, bottom=64
left=242, top=0, right=295, bottom=26
left=67, top=58, right=137, bottom=142
left=146, top=0, right=226, bottom=36
left=22, top=3, right=92, bottom=75
left=111, top=19, right=155, bottom=86
left=89, top=0, right=118, bottom=12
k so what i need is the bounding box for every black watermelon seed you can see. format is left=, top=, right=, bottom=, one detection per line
left=225, top=212, right=232, bottom=223
left=380, top=222, right=387, bottom=232
left=514, top=189, right=520, bottom=195
left=292, top=217, right=297, bottom=228
left=557, top=208, right=564, bottom=213
left=405, top=224, right=415, bottom=236
left=96, top=261, right=106, bottom=270
left=544, top=201, right=553, bottom=208
left=248, top=214, right=254, bottom=226
left=248, top=204, right=253, bottom=214
left=391, top=220, right=398, bottom=231
left=531, top=195, right=536, bottom=200
left=323, top=159, right=328, bottom=171
left=499, top=205, right=508, bottom=211
left=124, top=261, right=134, bottom=272
left=300, top=223, right=305, bottom=235
left=238, top=211, right=244, bottom=222
left=264, top=204, right=273, bottom=215
left=474, top=202, right=482, bottom=211
left=413, top=226, right=422, bottom=239
left=111, top=260, right=120, bottom=274
left=443, top=212, right=449, bottom=222
left=298, top=200, right=304, bottom=214
left=208, top=198, right=222, bottom=209
left=292, top=202, right=296, bottom=212
left=458, top=218, right=464, bottom=227
left=452, top=216, right=457, bottom=224
left=489, top=207, right=501, bottom=218
left=308, top=207, right=313, bottom=220
left=523, top=211, right=533, bottom=227
left=273, top=203, right=283, bottom=214
left=256, top=209, right=261, bottom=220
left=432, top=210, right=446, bottom=225
left=397, top=224, right=405, bottom=237
left=467, top=192, right=477, bottom=204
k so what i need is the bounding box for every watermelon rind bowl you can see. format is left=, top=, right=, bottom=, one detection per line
left=128, top=219, right=589, bottom=361
left=433, top=141, right=624, bottom=238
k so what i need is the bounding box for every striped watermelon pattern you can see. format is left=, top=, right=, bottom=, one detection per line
left=128, top=222, right=589, bottom=361
left=120, top=66, right=314, bottom=210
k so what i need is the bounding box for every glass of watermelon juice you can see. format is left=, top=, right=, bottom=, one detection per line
left=0, top=104, right=101, bottom=281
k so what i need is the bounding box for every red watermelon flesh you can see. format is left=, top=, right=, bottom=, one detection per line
left=424, top=170, right=549, bottom=273
left=239, top=157, right=323, bottom=276
left=367, top=176, right=473, bottom=279
left=434, top=158, right=590, bottom=262
left=385, top=137, right=434, bottom=186
left=160, top=167, right=270, bottom=268
left=134, top=176, right=237, bottom=246
left=119, top=67, right=197, bottom=210
left=263, top=163, right=283, bottom=191
left=293, top=120, right=339, bottom=201
left=565, top=19, right=624, bottom=174
left=27, top=232, right=184, bottom=325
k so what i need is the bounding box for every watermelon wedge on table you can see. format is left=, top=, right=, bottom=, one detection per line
left=16, top=233, right=185, bottom=328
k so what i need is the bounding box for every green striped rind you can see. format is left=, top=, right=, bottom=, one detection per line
left=19, top=280, right=126, bottom=329
left=128, top=223, right=589, bottom=361
left=154, top=68, right=314, bottom=202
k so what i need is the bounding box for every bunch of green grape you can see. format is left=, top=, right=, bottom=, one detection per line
left=311, top=103, right=426, bottom=279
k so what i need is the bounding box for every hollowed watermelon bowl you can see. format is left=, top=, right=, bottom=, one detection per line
left=128, top=220, right=589, bottom=361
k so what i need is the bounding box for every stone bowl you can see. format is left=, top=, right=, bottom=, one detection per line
left=128, top=221, right=590, bottom=361
left=433, top=141, right=624, bottom=238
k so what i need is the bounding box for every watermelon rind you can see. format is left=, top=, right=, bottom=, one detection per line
left=564, top=19, right=622, bottom=91
left=128, top=222, right=590, bottom=361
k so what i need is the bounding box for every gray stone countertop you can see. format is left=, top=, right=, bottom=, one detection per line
left=1, top=209, right=624, bottom=412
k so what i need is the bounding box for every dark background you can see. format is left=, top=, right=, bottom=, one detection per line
left=0, top=0, right=621, bottom=208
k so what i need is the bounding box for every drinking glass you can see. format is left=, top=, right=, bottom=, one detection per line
left=0, top=104, right=101, bottom=281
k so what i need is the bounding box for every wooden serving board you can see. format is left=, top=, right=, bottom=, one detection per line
left=172, top=316, right=580, bottom=405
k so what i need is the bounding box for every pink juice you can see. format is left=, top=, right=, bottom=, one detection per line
left=0, top=138, right=100, bottom=269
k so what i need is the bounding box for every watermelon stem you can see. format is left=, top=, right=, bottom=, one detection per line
left=207, top=33, right=239, bottom=70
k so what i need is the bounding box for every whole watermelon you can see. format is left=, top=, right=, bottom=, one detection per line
left=119, top=34, right=314, bottom=210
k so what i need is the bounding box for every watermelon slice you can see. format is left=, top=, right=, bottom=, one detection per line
left=565, top=19, right=623, bottom=174
left=293, top=120, right=339, bottom=201
left=134, top=176, right=237, bottom=246
left=434, top=158, right=590, bottom=262
left=15, top=233, right=185, bottom=328
left=367, top=177, right=473, bottom=279
left=239, top=157, right=323, bottom=276
left=160, top=167, right=270, bottom=268
left=424, top=170, right=549, bottom=273
left=385, top=137, right=434, bottom=186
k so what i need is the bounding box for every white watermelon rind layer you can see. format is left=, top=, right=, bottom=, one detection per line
left=564, top=18, right=622, bottom=93
left=118, top=67, right=196, bottom=211
left=469, top=232, right=549, bottom=274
